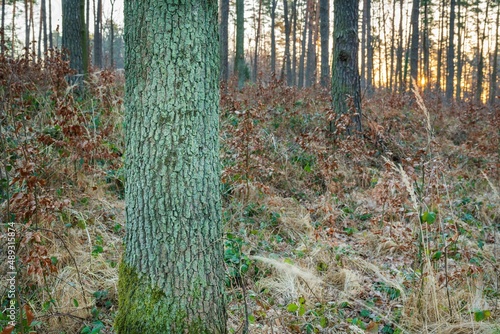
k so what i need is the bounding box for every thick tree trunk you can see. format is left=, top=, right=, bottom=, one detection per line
left=116, top=1, right=226, bottom=332
left=331, top=0, right=361, bottom=134
left=319, top=0, right=329, bottom=87
left=220, top=0, right=229, bottom=81
left=446, top=0, right=456, bottom=101
left=62, top=0, right=84, bottom=73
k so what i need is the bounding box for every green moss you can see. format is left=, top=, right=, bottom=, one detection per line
left=114, top=262, right=216, bottom=333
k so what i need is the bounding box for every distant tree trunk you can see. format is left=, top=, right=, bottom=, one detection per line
left=409, top=0, right=419, bottom=83
left=38, top=1, right=42, bottom=59
left=220, top=0, right=229, bottom=82
left=283, top=0, right=292, bottom=85
left=365, top=0, right=373, bottom=92
left=456, top=0, right=464, bottom=101
left=298, top=7, right=308, bottom=88
left=253, top=0, right=262, bottom=82
left=381, top=0, right=389, bottom=89
left=24, top=0, right=29, bottom=58
left=86, top=0, right=89, bottom=63
left=270, top=0, right=277, bottom=75
left=396, top=0, right=404, bottom=91
left=93, top=0, right=102, bottom=68
left=62, top=0, right=84, bottom=73
left=475, top=0, right=489, bottom=103
left=80, top=0, right=88, bottom=74
left=331, top=0, right=361, bottom=134
left=1, top=0, right=5, bottom=55
left=489, top=2, right=500, bottom=106
left=422, top=0, right=430, bottom=90
left=48, top=0, right=52, bottom=49
left=305, top=0, right=316, bottom=87
left=319, top=0, right=329, bottom=87
left=235, top=0, right=245, bottom=88
left=109, top=0, right=115, bottom=68
left=436, top=0, right=446, bottom=92
left=10, top=0, right=15, bottom=57
left=446, top=0, right=456, bottom=101
left=389, top=0, right=396, bottom=90
left=291, top=0, right=297, bottom=85
left=42, top=0, right=47, bottom=55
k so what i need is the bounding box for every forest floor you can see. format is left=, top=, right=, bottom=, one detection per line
left=1, top=56, right=499, bottom=334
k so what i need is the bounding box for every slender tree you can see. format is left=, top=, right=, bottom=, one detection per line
left=93, top=0, right=102, bottom=68
left=446, top=0, right=456, bottom=101
left=409, top=0, right=419, bottom=83
left=305, top=0, right=316, bottom=86
left=253, top=0, right=262, bottom=82
left=48, top=0, right=52, bottom=49
left=109, top=0, right=115, bottom=68
left=235, top=0, right=245, bottom=88
left=319, top=0, right=329, bottom=87
left=475, top=0, right=490, bottom=103
left=298, top=6, right=308, bottom=88
left=365, top=0, right=373, bottom=92
left=422, top=0, right=430, bottom=89
left=115, top=0, right=226, bottom=332
left=331, top=0, right=362, bottom=133
left=24, top=0, right=29, bottom=57
left=1, top=0, right=5, bottom=55
left=291, top=0, right=297, bottom=84
left=489, top=1, right=500, bottom=105
left=283, top=0, right=292, bottom=84
left=270, top=0, right=277, bottom=76
left=220, top=0, right=229, bottom=81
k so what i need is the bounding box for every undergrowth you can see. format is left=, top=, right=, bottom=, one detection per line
left=0, top=58, right=498, bottom=333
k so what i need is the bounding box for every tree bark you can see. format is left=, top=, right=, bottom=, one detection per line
left=298, top=5, right=308, bottom=88
left=291, top=0, right=297, bottom=85
left=409, top=0, right=419, bottom=84
left=446, top=0, right=456, bottom=101
left=220, top=0, right=229, bottom=82
left=365, top=0, right=373, bottom=92
left=270, top=0, right=277, bottom=76
left=24, top=0, right=29, bottom=58
left=489, top=2, right=499, bottom=106
left=235, top=0, right=245, bottom=88
left=48, top=0, right=52, bottom=49
left=62, top=0, right=84, bottom=74
left=93, top=0, right=102, bottom=68
left=109, top=0, right=115, bottom=68
left=116, top=1, right=226, bottom=332
left=306, top=0, right=317, bottom=87
left=331, top=0, right=362, bottom=134
left=319, top=0, right=329, bottom=87
left=1, top=0, right=5, bottom=55
left=283, top=0, right=292, bottom=85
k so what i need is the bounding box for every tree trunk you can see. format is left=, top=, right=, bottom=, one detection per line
left=475, top=0, right=489, bottom=103
left=365, top=0, right=373, bottom=92
left=389, top=0, right=396, bottom=90
left=291, top=0, right=297, bottom=85
left=331, top=0, right=362, bottom=134
left=396, top=0, right=404, bottom=91
left=422, top=0, right=430, bottom=90
left=489, top=2, right=499, bottom=106
left=409, top=0, right=419, bottom=84
left=319, top=0, right=329, bottom=87
left=456, top=0, right=464, bottom=101
left=283, top=0, right=292, bottom=85
left=42, top=0, right=47, bottom=55
left=220, top=0, right=229, bottom=82
left=253, top=0, right=262, bottom=82
left=116, top=1, right=226, bottom=332
left=235, top=0, right=245, bottom=88
left=48, top=0, right=52, bottom=49
left=24, top=0, right=29, bottom=58
left=1, top=0, right=5, bottom=55
left=93, top=0, right=102, bottom=68
left=305, top=0, right=316, bottom=87
left=109, top=0, right=115, bottom=68
left=62, top=0, right=84, bottom=73
left=298, top=5, right=308, bottom=88
left=436, top=0, right=446, bottom=92
left=270, top=0, right=277, bottom=75
left=80, top=0, right=88, bottom=74
left=10, top=0, right=14, bottom=58
left=38, top=1, right=42, bottom=59
left=446, top=0, right=456, bottom=101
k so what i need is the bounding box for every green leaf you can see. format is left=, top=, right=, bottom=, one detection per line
left=299, top=296, right=306, bottom=305
left=287, top=303, right=299, bottom=312
left=360, top=309, right=370, bottom=317
left=73, top=298, right=79, bottom=307
left=422, top=211, right=436, bottom=224
left=432, top=251, right=442, bottom=261
left=320, top=316, right=328, bottom=327
left=298, top=305, right=306, bottom=316
left=248, top=315, right=255, bottom=324
left=474, top=310, right=491, bottom=321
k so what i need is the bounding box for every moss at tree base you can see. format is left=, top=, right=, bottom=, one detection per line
left=114, top=262, right=217, bottom=334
